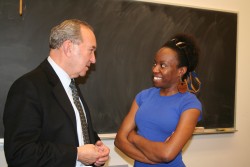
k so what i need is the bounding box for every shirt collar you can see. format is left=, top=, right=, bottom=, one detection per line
left=47, top=56, right=71, bottom=90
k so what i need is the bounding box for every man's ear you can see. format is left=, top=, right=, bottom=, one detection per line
left=62, top=40, right=72, bottom=56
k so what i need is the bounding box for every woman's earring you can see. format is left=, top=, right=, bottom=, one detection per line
left=177, top=76, right=187, bottom=93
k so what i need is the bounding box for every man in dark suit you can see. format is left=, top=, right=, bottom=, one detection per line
left=3, top=19, right=110, bottom=167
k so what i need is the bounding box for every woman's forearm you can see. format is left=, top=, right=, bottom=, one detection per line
left=114, top=134, right=155, bottom=164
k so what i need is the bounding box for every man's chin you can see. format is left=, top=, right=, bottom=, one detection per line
left=79, top=71, right=87, bottom=77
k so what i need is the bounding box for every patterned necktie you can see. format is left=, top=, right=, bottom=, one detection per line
left=69, top=79, right=90, bottom=144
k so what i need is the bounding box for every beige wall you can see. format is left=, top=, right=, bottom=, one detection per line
left=1, top=0, right=250, bottom=166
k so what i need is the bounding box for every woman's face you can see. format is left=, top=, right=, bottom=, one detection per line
left=152, top=47, right=181, bottom=90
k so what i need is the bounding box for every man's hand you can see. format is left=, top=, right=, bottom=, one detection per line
left=94, top=140, right=110, bottom=166
left=77, top=144, right=100, bottom=165
left=77, top=141, right=110, bottom=166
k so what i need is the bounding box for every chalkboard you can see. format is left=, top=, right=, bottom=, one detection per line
left=0, top=0, right=237, bottom=138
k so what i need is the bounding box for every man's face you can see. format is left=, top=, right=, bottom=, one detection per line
left=70, top=27, right=96, bottom=78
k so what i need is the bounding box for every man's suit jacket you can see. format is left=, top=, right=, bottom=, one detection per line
left=3, top=59, right=100, bottom=167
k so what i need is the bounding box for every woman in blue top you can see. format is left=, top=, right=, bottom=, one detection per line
left=115, top=33, right=202, bottom=167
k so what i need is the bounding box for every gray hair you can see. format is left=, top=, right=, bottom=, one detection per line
left=49, top=19, right=93, bottom=49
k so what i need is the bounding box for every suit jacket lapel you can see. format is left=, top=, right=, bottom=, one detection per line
left=40, top=60, right=78, bottom=136
left=53, top=84, right=77, bottom=131
left=40, top=59, right=98, bottom=144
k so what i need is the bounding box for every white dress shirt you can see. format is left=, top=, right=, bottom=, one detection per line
left=48, top=56, right=90, bottom=167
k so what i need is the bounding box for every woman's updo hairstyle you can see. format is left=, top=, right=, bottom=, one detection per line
left=162, top=33, right=200, bottom=79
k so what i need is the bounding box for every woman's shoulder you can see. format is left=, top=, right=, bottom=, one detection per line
left=180, top=92, right=202, bottom=108
left=181, top=91, right=199, bottom=99
left=138, top=87, right=159, bottom=96
left=135, top=87, right=158, bottom=104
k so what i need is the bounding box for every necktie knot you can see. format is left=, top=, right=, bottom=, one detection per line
left=70, top=79, right=77, bottom=91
